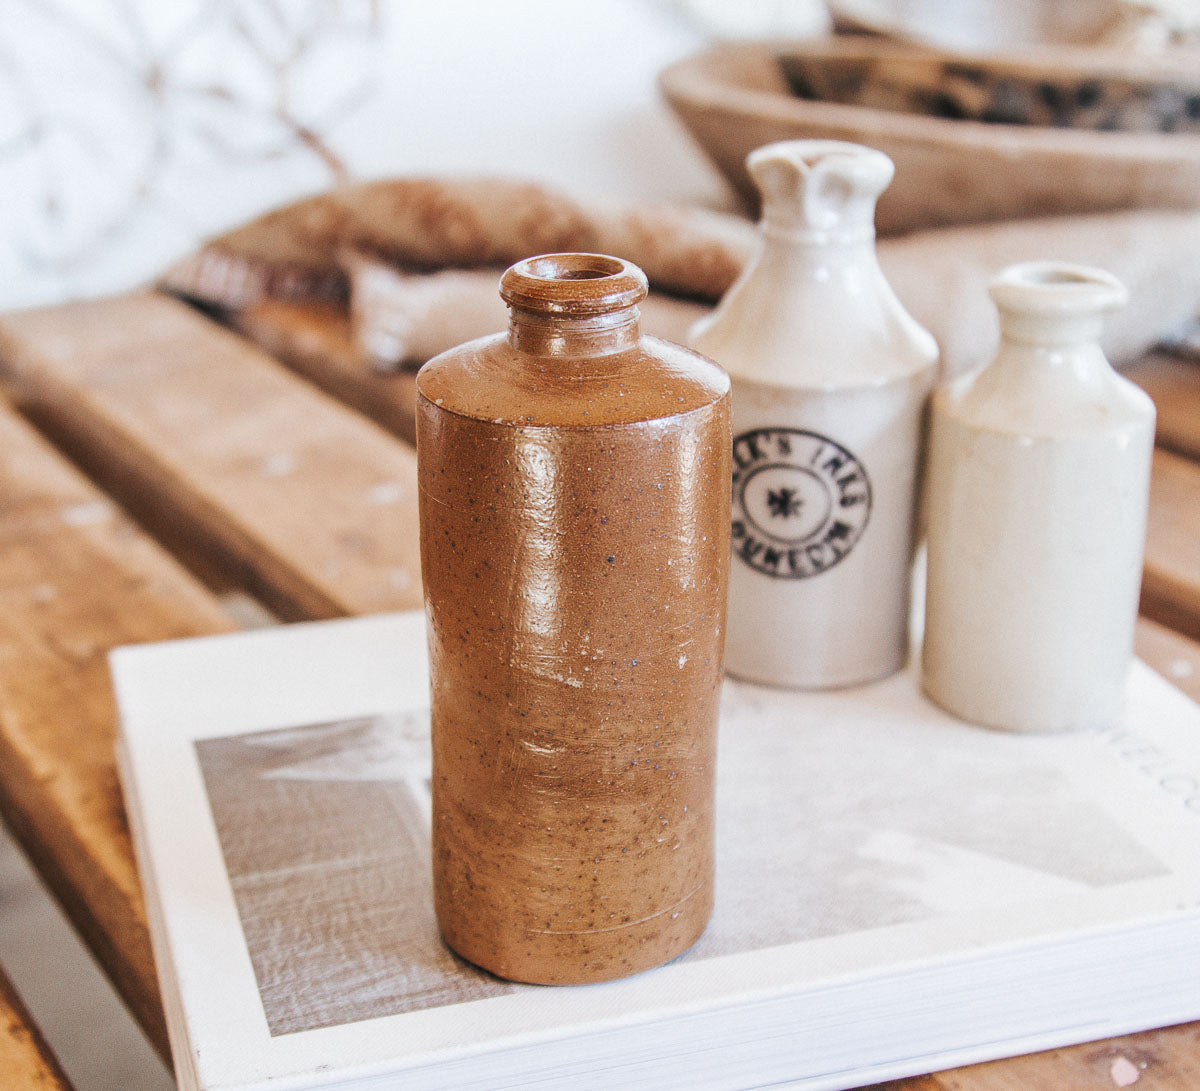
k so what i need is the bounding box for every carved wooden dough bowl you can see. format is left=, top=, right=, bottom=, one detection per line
left=659, top=37, right=1200, bottom=235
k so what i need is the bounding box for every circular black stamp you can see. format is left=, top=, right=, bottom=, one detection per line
left=731, top=427, right=871, bottom=579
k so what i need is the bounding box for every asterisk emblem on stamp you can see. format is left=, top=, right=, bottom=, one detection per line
left=766, top=487, right=803, bottom=518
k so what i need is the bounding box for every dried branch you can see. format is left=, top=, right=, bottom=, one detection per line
left=1, top=0, right=383, bottom=277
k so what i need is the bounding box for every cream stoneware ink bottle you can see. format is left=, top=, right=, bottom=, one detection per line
left=922, top=262, right=1155, bottom=733
left=416, top=253, right=730, bottom=984
left=691, top=140, right=937, bottom=689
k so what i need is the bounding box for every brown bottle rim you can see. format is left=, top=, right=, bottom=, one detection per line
left=500, top=253, right=649, bottom=317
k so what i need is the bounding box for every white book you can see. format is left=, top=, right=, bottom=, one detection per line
left=110, top=610, right=1200, bottom=1091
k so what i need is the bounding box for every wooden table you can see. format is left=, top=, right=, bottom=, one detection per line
left=0, top=291, right=1197, bottom=1089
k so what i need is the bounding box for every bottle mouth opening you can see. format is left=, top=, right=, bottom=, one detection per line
left=525, top=254, right=624, bottom=280
left=989, top=261, right=1127, bottom=320
left=500, top=253, right=648, bottom=316
left=1013, top=267, right=1097, bottom=287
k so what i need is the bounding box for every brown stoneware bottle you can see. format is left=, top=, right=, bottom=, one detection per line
left=416, top=253, right=730, bottom=984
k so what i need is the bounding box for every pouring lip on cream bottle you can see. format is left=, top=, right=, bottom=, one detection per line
left=691, top=139, right=937, bottom=689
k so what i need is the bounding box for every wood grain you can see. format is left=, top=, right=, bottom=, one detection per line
left=879, top=1020, right=1200, bottom=1090
left=0, top=294, right=422, bottom=622
left=0, top=966, right=75, bottom=1089
left=1143, top=448, right=1200, bottom=641
left=1135, top=616, right=1200, bottom=704
left=231, top=300, right=419, bottom=446
left=1127, top=352, right=1200, bottom=461
left=0, top=404, right=235, bottom=1056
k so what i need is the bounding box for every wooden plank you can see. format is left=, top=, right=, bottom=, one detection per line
left=1127, top=352, right=1200, bottom=461
left=0, top=966, right=75, bottom=1090
left=1136, top=616, right=1200, bottom=704
left=230, top=300, right=419, bottom=446
left=0, top=293, right=422, bottom=622
left=879, top=1020, right=1200, bottom=1090
left=1143, top=448, right=1200, bottom=642
left=0, top=404, right=235, bottom=1056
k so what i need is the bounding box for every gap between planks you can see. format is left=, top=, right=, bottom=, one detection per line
left=0, top=402, right=238, bottom=1058
left=0, top=293, right=423, bottom=624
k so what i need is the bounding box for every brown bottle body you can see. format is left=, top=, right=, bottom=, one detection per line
left=416, top=254, right=730, bottom=984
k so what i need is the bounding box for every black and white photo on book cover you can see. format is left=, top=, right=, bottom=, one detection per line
left=111, top=611, right=1200, bottom=1091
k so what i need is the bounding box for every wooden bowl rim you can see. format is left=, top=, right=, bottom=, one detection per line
left=659, top=38, right=1200, bottom=163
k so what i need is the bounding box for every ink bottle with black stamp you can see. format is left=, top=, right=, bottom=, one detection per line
left=691, top=140, right=937, bottom=689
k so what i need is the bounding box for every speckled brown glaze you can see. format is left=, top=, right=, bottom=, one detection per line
left=416, top=253, right=730, bottom=985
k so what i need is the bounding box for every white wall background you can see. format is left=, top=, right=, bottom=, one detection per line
left=0, top=0, right=829, bottom=312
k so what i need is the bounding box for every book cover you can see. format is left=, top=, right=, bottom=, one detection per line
left=110, top=611, right=1200, bottom=1090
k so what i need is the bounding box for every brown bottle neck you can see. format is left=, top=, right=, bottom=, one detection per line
left=507, top=305, right=641, bottom=358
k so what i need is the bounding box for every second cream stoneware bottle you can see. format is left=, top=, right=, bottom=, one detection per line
left=922, top=262, right=1156, bottom=733
left=691, top=140, right=937, bottom=689
left=416, top=253, right=730, bottom=985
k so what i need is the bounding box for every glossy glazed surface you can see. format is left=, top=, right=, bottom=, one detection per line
left=923, top=262, right=1156, bottom=732
left=691, top=141, right=936, bottom=689
left=416, top=255, right=730, bottom=983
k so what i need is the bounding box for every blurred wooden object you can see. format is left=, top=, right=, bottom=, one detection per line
left=882, top=1018, right=1200, bottom=1090
left=659, top=38, right=1200, bottom=233
left=0, top=967, right=75, bottom=1090
left=1135, top=616, right=1200, bottom=702
left=231, top=300, right=419, bottom=444
left=0, top=291, right=1197, bottom=1087
left=1127, top=349, right=1200, bottom=460
left=1143, top=447, right=1200, bottom=641
left=778, top=37, right=1200, bottom=133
